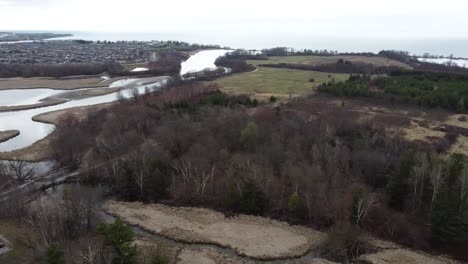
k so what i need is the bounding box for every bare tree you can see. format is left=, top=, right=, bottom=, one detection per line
left=428, top=153, right=444, bottom=213
left=411, top=153, right=430, bottom=212
left=353, top=192, right=377, bottom=226
left=131, top=88, right=140, bottom=102
left=6, top=159, right=35, bottom=183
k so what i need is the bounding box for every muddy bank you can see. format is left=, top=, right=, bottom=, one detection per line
left=357, top=249, right=460, bottom=264
left=0, top=104, right=113, bottom=161
left=103, top=201, right=325, bottom=260
left=0, top=76, right=124, bottom=90
left=0, top=131, right=19, bottom=144
left=32, top=103, right=112, bottom=125
left=0, top=135, right=53, bottom=161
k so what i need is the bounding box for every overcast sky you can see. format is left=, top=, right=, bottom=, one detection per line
left=1, top=0, right=467, bottom=39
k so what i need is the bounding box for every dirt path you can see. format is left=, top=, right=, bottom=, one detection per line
left=103, top=201, right=325, bottom=260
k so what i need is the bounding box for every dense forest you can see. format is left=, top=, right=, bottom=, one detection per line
left=318, top=72, right=468, bottom=112
left=47, top=82, right=468, bottom=261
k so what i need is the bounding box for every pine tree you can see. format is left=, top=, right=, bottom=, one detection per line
left=240, top=178, right=267, bottom=215
left=224, top=184, right=241, bottom=211
left=386, top=152, right=415, bottom=210
left=149, top=159, right=168, bottom=201
left=98, top=219, right=138, bottom=264
left=43, top=244, right=65, bottom=264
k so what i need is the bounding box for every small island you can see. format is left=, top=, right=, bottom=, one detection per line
left=0, top=32, right=73, bottom=42
left=0, top=130, right=19, bottom=143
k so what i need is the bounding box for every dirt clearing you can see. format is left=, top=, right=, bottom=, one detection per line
left=103, top=201, right=325, bottom=260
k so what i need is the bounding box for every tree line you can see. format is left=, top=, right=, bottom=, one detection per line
left=318, top=73, right=468, bottom=112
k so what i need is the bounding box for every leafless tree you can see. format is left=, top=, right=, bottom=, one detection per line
left=353, top=192, right=377, bottom=226
left=428, top=153, right=444, bottom=213
left=6, top=159, right=35, bottom=183
left=411, top=153, right=430, bottom=212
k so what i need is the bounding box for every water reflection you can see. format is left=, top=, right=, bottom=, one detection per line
left=180, top=49, right=231, bottom=75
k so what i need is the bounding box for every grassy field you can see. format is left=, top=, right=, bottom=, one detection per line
left=248, top=55, right=412, bottom=69
left=212, top=66, right=349, bottom=100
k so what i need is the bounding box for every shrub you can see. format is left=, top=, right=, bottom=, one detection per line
left=288, top=192, right=306, bottom=223
left=319, top=222, right=374, bottom=262
left=42, top=244, right=65, bottom=264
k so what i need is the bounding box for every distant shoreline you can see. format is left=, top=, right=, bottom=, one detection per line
left=0, top=32, right=73, bottom=43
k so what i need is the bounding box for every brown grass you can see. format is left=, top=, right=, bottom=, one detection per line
left=0, top=130, right=19, bottom=144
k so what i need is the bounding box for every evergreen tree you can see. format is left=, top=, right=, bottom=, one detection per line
left=98, top=219, right=138, bottom=264
left=43, top=244, right=65, bottom=264
left=431, top=154, right=468, bottom=243
left=151, top=256, right=169, bottom=264
left=240, top=178, right=267, bottom=215
left=386, top=152, right=415, bottom=210
left=224, top=184, right=241, bottom=211
left=149, top=159, right=168, bottom=201
left=119, top=162, right=138, bottom=201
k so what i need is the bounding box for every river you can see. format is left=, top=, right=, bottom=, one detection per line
left=0, top=49, right=230, bottom=152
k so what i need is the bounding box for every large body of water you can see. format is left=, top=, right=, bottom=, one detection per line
left=49, top=31, right=468, bottom=58
left=0, top=50, right=230, bottom=152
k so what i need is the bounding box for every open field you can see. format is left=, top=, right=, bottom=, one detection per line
left=249, top=55, right=413, bottom=69
left=0, top=76, right=122, bottom=90
left=104, top=200, right=325, bottom=260
left=0, top=131, right=19, bottom=144
left=211, top=67, right=349, bottom=100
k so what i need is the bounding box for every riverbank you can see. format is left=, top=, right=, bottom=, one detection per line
left=0, top=131, right=19, bottom=144
left=0, top=103, right=113, bottom=161
left=0, top=76, right=121, bottom=90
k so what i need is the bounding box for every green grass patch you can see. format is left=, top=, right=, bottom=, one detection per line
left=212, top=67, right=349, bottom=96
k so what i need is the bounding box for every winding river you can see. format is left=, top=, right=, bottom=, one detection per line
left=0, top=49, right=230, bottom=152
